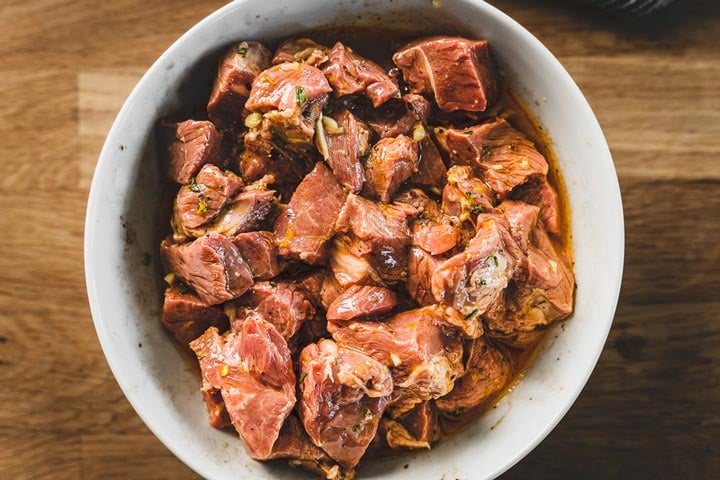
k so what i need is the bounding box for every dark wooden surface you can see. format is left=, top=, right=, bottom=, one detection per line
left=1, top=0, right=718, bottom=478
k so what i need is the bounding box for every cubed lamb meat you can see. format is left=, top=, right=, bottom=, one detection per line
left=410, top=134, right=447, bottom=188
left=299, top=339, right=393, bottom=469
left=364, top=135, right=419, bottom=203
left=512, top=178, right=561, bottom=234
left=487, top=223, right=574, bottom=342
left=331, top=306, right=464, bottom=416
left=441, top=165, right=495, bottom=221
left=495, top=200, right=540, bottom=252
left=274, top=162, right=348, bottom=264
left=365, top=94, right=431, bottom=139
left=240, top=131, right=315, bottom=198
left=336, top=194, right=413, bottom=283
left=209, top=188, right=278, bottom=237
left=382, top=419, right=430, bottom=450
left=246, top=62, right=332, bottom=113
left=318, top=109, right=370, bottom=193
left=407, top=247, right=441, bottom=306
left=396, top=189, right=459, bottom=256
left=208, top=41, right=272, bottom=130
left=160, top=285, right=229, bottom=344
left=322, top=42, right=399, bottom=107
left=320, top=267, right=345, bottom=309
left=329, top=236, right=382, bottom=288
left=171, top=164, right=244, bottom=240
left=326, top=285, right=398, bottom=322
left=436, top=336, right=510, bottom=417
left=174, top=183, right=278, bottom=242
left=161, top=234, right=254, bottom=305
left=431, top=216, right=520, bottom=319
left=230, top=231, right=280, bottom=280
left=167, top=120, right=224, bottom=185
left=397, top=401, right=440, bottom=444
left=294, top=269, right=327, bottom=308
left=245, top=62, right=332, bottom=146
left=201, top=388, right=232, bottom=429
left=393, top=36, right=498, bottom=112
left=434, top=119, right=549, bottom=198
left=240, top=280, right=316, bottom=340
left=189, top=319, right=295, bottom=459
left=272, top=38, right=329, bottom=67
left=268, top=415, right=350, bottom=480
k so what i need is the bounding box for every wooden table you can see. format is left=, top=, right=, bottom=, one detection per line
left=1, top=0, right=718, bottom=478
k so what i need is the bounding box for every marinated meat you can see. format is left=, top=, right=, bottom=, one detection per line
left=322, top=42, right=399, bottom=107
left=161, top=234, right=254, bottom=305
left=407, top=246, right=441, bottom=306
left=299, top=339, right=393, bottom=469
left=431, top=216, right=520, bottom=318
left=171, top=165, right=244, bottom=240
left=436, top=337, right=510, bottom=416
left=331, top=306, right=464, bottom=416
left=167, top=120, right=224, bottom=185
left=393, top=36, right=498, bottom=112
left=326, top=285, right=398, bottom=322
left=320, top=109, right=370, bottom=193
left=513, top=178, right=561, bottom=234
left=382, top=419, right=430, bottom=450
left=495, top=200, right=540, bottom=252
left=230, top=231, right=280, bottom=280
left=209, top=188, right=278, bottom=236
left=410, top=134, right=447, bottom=188
left=160, top=285, right=229, bottom=344
left=398, top=401, right=440, bottom=444
left=365, top=94, right=431, bottom=139
left=189, top=319, right=295, bottom=459
left=329, top=235, right=382, bottom=288
left=161, top=33, right=576, bottom=476
left=246, top=62, right=332, bottom=146
left=208, top=41, right=272, bottom=130
left=241, top=280, right=316, bottom=340
left=201, top=388, right=232, bottom=429
left=441, top=165, right=495, bottom=221
left=336, top=194, right=413, bottom=283
left=272, top=38, right=329, bottom=66
left=396, top=189, right=460, bottom=256
left=269, top=415, right=351, bottom=480
left=487, top=224, right=574, bottom=341
left=364, top=135, right=419, bottom=203
left=434, top=118, right=548, bottom=198
left=274, top=162, right=348, bottom=264
left=246, top=62, right=332, bottom=113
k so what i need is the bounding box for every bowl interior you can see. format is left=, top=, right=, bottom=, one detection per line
left=85, top=1, right=623, bottom=479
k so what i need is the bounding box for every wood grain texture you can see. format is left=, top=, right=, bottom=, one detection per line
left=0, top=0, right=718, bottom=479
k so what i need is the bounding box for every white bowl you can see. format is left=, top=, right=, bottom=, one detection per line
left=84, top=1, right=624, bottom=478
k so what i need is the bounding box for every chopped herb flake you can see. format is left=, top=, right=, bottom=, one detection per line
left=196, top=193, right=207, bottom=214
left=237, top=46, right=248, bottom=56
left=189, top=183, right=200, bottom=193
left=299, top=372, right=308, bottom=383
left=295, top=86, right=307, bottom=105
left=464, top=130, right=473, bottom=136
left=464, top=308, right=479, bottom=320
left=471, top=205, right=484, bottom=214
left=481, top=144, right=493, bottom=156
left=487, top=255, right=498, bottom=267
